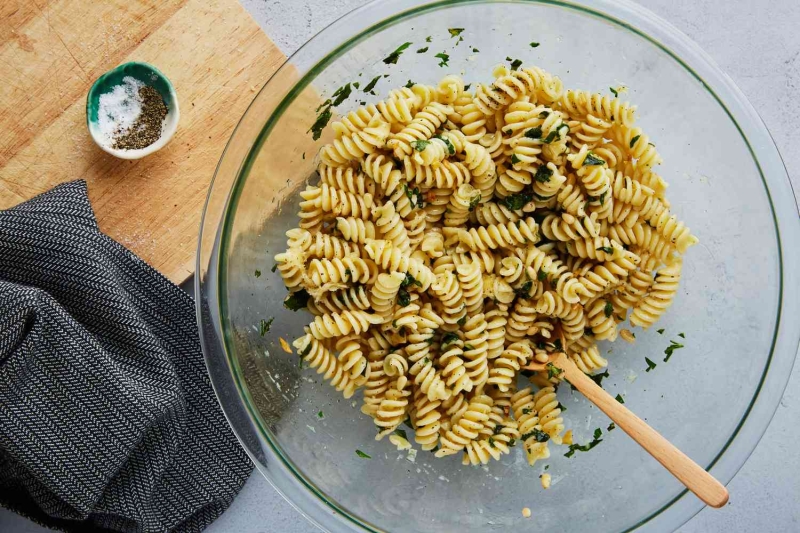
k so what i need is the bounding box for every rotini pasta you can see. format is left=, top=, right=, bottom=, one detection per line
left=276, top=65, right=695, bottom=472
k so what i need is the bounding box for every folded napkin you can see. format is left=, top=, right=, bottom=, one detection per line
left=0, top=181, right=253, bottom=532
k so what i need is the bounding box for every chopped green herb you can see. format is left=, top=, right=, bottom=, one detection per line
left=362, top=75, right=382, bottom=94
left=423, top=357, right=430, bottom=365
left=404, top=79, right=415, bottom=88
left=352, top=82, right=360, bottom=89
left=678, top=332, right=685, bottom=338
left=607, top=422, right=616, bottom=431
left=610, top=86, right=619, bottom=97
left=344, top=268, right=352, bottom=280
left=425, top=36, right=432, bottom=42
left=629, top=134, right=641, bottom=149
left=394, top=429, right=408, bottom=440
left=488, top=436, right=496, bottom=448
left=511, top=154, right=521, bottom=165
left=430, top=445, right=440, bottom=453
left=433, top=135, right=456, bottom=155
left=468, top=193, right=482, bottom=212
left=553, top=339, right=563, bottom=351
left=259, top=317, right=274, bottom=336
left=583, top=153, right=606, bottom=166
left=284, top=289, right=310, bottom=311
left=657, top=328, right=665, bottom=334
left=515, top=280, right=533, bottom=297
left=355, top=450, right=372, bottom=459
left=508, top=438, right=516, bottom=447
left=442, top=332, right=460, bottom=345
left=546, top=362, right=563, bottom=380
left=383, top=42, right=412, bottom=64
left=317, top=411, right=324, bottom=418
left=254, top=269, right=261, bottom=278
left=507, top=57, right=523, bottom=71
left=331, top=83, right=353, bottom=106
left=456, top=315, right=467, bottom=326
left=564, top=429, right=603, bottom=457
left=588, top=369, right=609, bottom=387
left=597, top=246, right=614, bottom=254
left=416, top=46, right=429, bottom=53
left=539, top=111, right=550, bottom=118
left=645, top=357, right=657, bottom=372
left=463, top=343, right=475, bottom=351
left=521, top=428, right=550, bottom=443
left=524, top=126, right=543, bottom=139
left=664, top=340, right=684, bottom=362
left=615, top=394, right=625, bottom=404
left=530, top=42, right=540, bottom=48
left=534, top=165, right=553, bottom=183
left=542, top=124, right=568, bottom=143
left=603, top=301, right=613, bottom=317
left=448, top=28, right=465, bottom=37
left=463, top=83, right=472, bottom=90
left=522, top=408, right=532, bottom=415
left=471, top=47, right=480, bottom=53
left=299, top=341, right=313, bottom=358
left=435, top=52, right=450, bottom=67
left=397, top=289, right=411, bottom=307
left=502, top=191, right=533, bottom=211
left=537, top=268, right=548, bottom=282
left=401, top=273, right=422, bottom=288
left=411, top=139, right=431, bottom=152
left=308, top=105, right=332, bottom=140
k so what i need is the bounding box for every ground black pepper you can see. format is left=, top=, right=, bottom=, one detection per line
left=113, top=85, right=167, bottom=150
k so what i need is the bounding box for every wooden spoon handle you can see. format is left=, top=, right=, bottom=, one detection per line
left=551, top=352, right=729, bottom=508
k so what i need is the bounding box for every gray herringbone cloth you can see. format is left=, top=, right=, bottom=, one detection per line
left=0, top=181, right=253, bottom=532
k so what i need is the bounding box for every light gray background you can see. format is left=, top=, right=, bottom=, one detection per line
left=2, top=0, right=799, bottom=532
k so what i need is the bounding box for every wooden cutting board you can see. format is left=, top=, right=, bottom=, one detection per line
left=0, top=0, right=285, bottom=283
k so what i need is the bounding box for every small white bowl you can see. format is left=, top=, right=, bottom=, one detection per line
left=86, top=61, right=179, bottom=160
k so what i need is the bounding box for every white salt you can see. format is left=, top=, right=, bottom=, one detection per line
left=97, top=76, right=144, bottom=147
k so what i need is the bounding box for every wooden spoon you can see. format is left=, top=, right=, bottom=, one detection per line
left=523, top=351, right=729, bottom=508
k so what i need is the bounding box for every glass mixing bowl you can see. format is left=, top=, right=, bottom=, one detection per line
left=196, top=0, right=800, bottom=531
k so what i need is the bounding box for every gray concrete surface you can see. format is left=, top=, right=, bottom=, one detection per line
left=2, top=0, right=799, bottom=532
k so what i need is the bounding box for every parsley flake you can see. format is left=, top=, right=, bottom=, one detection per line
left=417, top=47, right=429, bottom=53
left=448, top=28, right=465, bottom=38
left=583, top=153, right=606, bottom=166
left=615, top=394, right=625, bottom=404
left=546, top=363, right=563, bottom=380
left=603, top=301, right=613, bottom=317
left=411, top=139, right=431, bottom=152
left=664, top=340, right=684, bottom=362
left=435, top=52, right=450, bottom=67
left=645, top=357, right=657, bottom=372
left=630, top=134, right=641, bottom=149
left=383, top=42, right=412, bottom=64
left=284, top=289, right=310, bottom=311
left=362, top=75, right=381, bottom=94
left=530, top=42, right=540, bottom=48
left=259, top=317, right=274, bottom=336
left=355, top=450, right=372, bottom=459
left=254, top=269, right=261, bottom=278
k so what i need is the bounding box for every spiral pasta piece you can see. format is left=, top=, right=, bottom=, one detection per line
left=561, top=89, right=636, bottom=126
left=370, top=271, right=406, bottom=320
left=306, top=256, right=377, bottom=287
left=488, top=341, right=532, bottom=392
left=308, top=310, right=383, bottom=340
left=318, top=164, right=377, bottom=196
left=436, top=394, right=493, bottom=457
left=274, top=248, right=305, bottom=290
left=541, top=212, right=600, bottom=241
left=294, top=334, right=359, bottom=399
left=533, top=386, right=564, bottom=443
left=388, top=102, right=453, bottom=158
left=630, top=259, right=682, bottom=329
left=462, top=314, right=489, bottom=387
left=438, top=338, right=474, bottom=395
left=473, top=201, right=522, bottom=225
left=475, top=65, right=564, bottom=113
left=310, top=285, right=371, bottom=315
left=569, top=343, right=608, bottom=374
left=336, top=217, right=377, bottom=243
left=364, top=239, right=434, bottom=290
left=361, top=153, right=403, bottom=196
left=431, top=271, right=467, bottom=327
left=373, top=201, right=410, bottom=252
left=446, top=183, right=480, bottom=227
left=321, top=116, right=391, bottom=166
left=403, top=158, right=471, bottom=189
left=456, top=261, right=484, bottom=315
left=305, top=183, right=374, bottom=219
left=457, top=218, right=539, bottom=252
left=287, top=228, right=364, bottom=260
left=411, top=389, right=443, bottom=450
left=585, top=297, right=618, bottom=341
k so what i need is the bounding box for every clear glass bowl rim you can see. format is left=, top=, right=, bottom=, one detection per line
left=196, top=0, right=800, bottom=531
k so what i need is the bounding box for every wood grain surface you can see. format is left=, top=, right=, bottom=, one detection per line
left=0, top=0, right=285, bottom=283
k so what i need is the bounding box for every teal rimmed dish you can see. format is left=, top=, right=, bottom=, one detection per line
left=196, top=1, right=800, bottom=531
left=86, top=61, right=179, bottom=160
